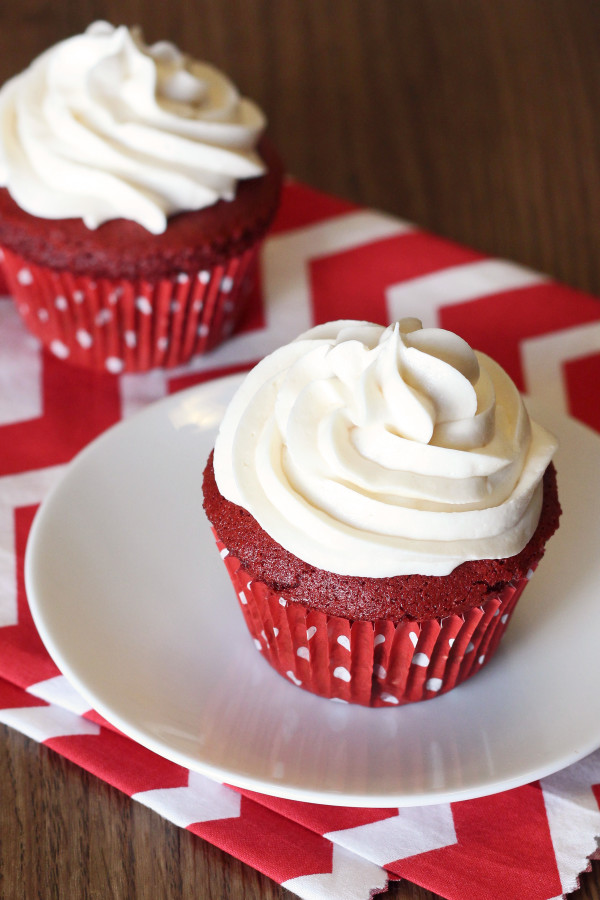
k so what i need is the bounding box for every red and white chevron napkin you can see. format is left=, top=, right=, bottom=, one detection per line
left=1, top=181, right=600, bottom=900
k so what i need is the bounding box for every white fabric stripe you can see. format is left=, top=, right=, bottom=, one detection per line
left=386, top=258, right=547, bottom=328
left=522, top=321, right=600, bottom=414
left=0, top=465, right=67, bottom=627
left=119, top=211, right=413, bottom=419
left=541, top=747, right=600, bottom=895
left=325, top=804, right=456, bottom=865
left=132, top=770, right=241, bottom=827
left=283, top=843, right=388, bottom=900
left=26, top=675, right=91, bottom=716
left=0, top=300, right=42, bottom=426
left=0, top=703, right=100, bottom=743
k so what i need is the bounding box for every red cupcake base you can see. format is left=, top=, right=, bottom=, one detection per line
left=213, top=530, right=534, bottom=707
left=1, top=244, right=259, bottom=373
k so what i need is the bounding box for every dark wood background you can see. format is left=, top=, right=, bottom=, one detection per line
left=1, top=2, right=600, bottom=898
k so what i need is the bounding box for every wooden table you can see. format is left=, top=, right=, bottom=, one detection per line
left=1, top=2, right=600, bottom=897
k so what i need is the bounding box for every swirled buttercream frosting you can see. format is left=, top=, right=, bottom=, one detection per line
left=0, top=21, right=266, bottom=233
left=214, top=319, right=558, bottom=577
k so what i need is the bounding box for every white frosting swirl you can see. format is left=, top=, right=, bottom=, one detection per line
left=214, top=319, right=557, bottom=577
left=0, top=22, right=266, bottom=233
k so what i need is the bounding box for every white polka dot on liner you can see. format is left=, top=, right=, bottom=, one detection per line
left=337, top=635, right=351, bottom=651
left=380, top=693, right=399, bottom=705
left=412, top=652, right=430, bottom=667
left=374, top=665, right=386, bottom=679
left=17, top=268, right=33, bottom=285
left=374, top=634, right=385, bottom=646
left=286, top=671, right=302, bottom=686
left=198, top=270, right=211, bottom=284
left=50, top=340, right=69, bottom=359
left=306, top=626, right=317, bottom=640
left=55, top=296, right=68, bottom=311
left=76, top=330, right=93, bottom=349
left=297, top=647, right=310, bottom=660
left=136, top=296, right=152, bottom=315
left=426, top=677, right=443, bottom=692
left=408, top=632, right=418, bottom=647
left=37, top=309, right=49, bottom=322
left=124, top=331, right=137, bottom=348
left=105, top=357, right=124, bottom=374
left=333, top=666, right=351, bottom=683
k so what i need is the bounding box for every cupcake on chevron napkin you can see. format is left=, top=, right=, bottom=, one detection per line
left=203, top=318, right=561, bottom=706
left=0, top=22, right=282, bottom=372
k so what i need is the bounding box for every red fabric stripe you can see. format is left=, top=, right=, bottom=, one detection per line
left=0, top=350, right=121, bottom=477
left=309, top=231, right=483, bottom=326
left=236, top=788, right=398, bottom=834
left=0, top=504, right=60, bottom=689
left=46, top=729, right=190, bottom=796
left=389, top=785, right=563, bottom=900
left=563, top=351, right=600, bottom=433
left=188, top=793, right=334, bottom=883
left=269, top=180, right=358, bottom=235
left=0, top=674, right=47, bottom=709
left=441, top=282, right=600, bottom=391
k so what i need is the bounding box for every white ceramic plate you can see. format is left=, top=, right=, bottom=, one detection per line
left=25, top=375, right=600, bottom=808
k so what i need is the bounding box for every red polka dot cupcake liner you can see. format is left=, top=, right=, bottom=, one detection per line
left=0, top=244, right=259, bottom=373
left=212, top=529, right=535, bottom=707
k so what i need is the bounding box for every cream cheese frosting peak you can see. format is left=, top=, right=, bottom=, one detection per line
left=0, top=22, right=266, bottom=233
left=214, top=319, right=558, bottom=577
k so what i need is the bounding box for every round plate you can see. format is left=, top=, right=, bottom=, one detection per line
left=25, top=375, right=600, bottom=807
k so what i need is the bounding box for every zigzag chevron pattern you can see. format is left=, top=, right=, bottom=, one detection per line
left=282, top=845, right=389, bottom=900
left=133, top=770, right=242, bottom=826
left=0, top=701, right=100, bottom=742
left=1, top=181, right=600, bottom=900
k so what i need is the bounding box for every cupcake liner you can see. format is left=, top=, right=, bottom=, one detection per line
left=0, top=244, right=259, bottom=373
left=214, top=529, right=535, bottom=707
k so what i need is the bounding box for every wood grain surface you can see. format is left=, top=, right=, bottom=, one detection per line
left=1, top=2, right=600, bottom=898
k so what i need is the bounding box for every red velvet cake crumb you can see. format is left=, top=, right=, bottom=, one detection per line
left=0, top=138, right=282, bottom=280
left=202, top=452, right=561, bottom=623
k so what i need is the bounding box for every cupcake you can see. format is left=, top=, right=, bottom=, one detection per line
left=203, top=318, right=561, bottom=706
left=0, top=22, right=282, bottom=373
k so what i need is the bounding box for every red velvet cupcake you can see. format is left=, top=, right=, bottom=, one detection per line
left=203, top=318, right=561, bottom=706
left=0, top=23, right=282, bottom=373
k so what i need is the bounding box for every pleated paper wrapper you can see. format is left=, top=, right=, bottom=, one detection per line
left=212, top=528, right=534, bottom=707
left=0, top=243, right=259, bottom=373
